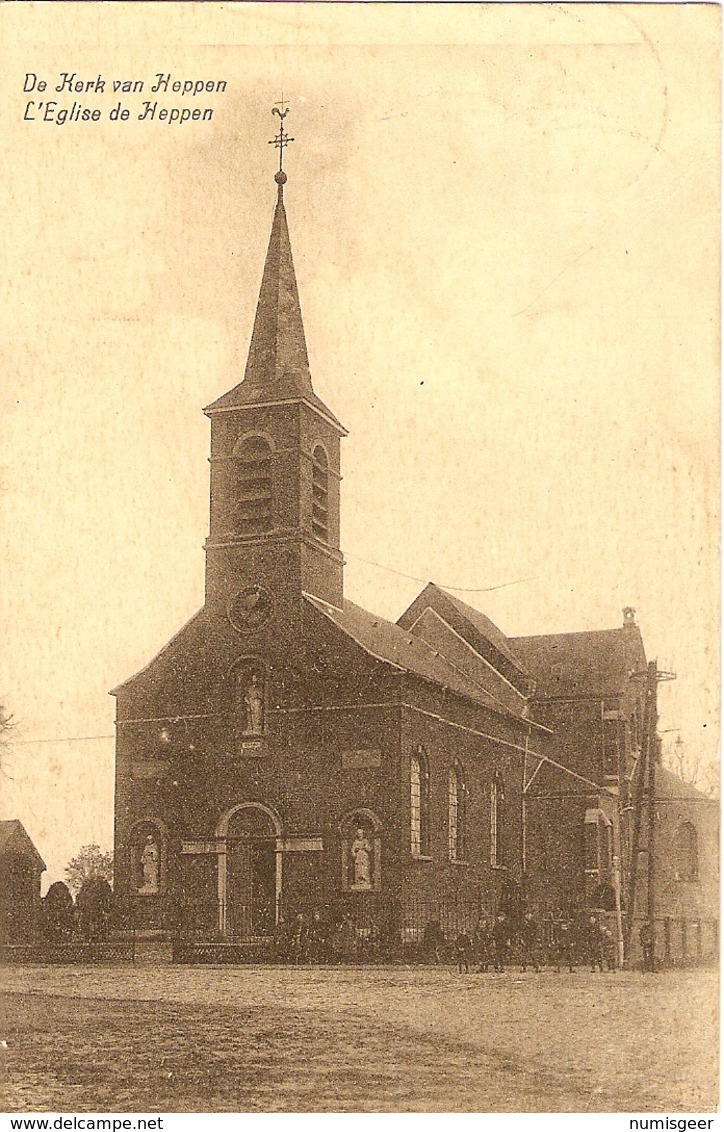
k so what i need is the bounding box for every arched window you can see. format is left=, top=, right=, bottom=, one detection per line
left=311, top=445, right=329, bottom=542
left=235, top=435, right=273, bottom=534
left=410, top=747, right=430, bottom=857
left=448, top=761, right=466, bottom=861
left=675, top=820, right=699, bottom=882
left=491, top=772, right=504, bottom=867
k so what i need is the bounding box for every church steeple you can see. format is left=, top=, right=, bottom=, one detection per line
left=203, top=107, right=346, bottom=619
left=243, top=185, right=313, bottom=396
left=205, top=107, right=343, bottom=429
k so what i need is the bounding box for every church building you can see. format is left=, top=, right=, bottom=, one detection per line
left=112, top=114, right=711, bottom=959
left=112, top=122, right=550, bottom=945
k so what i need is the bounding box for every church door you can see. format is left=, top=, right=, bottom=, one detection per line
left=225, top=806, right=278, bottom=940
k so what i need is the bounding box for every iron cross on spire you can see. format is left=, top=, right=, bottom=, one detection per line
left=269, top=99, right=294, bottom=184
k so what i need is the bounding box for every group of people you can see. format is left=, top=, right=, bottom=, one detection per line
left=450, top=910, right=620, bottom=973
left=273, top=908, right=396, bottom=963
left=268, top=905, right=656, bottom=971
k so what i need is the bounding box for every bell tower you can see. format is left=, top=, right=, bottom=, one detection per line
left=203, top=106, right=346, bottom=624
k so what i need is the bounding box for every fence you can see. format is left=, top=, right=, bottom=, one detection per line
left=399, top=897, right=488, bottom=945
left=0, top=941, right=136, bottom=964
left=627, top=916, right=718, bottom=969
left=34, top=895, right=709, bottom=969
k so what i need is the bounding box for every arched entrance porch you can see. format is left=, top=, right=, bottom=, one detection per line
left=216, top=803, right=282, bottom=940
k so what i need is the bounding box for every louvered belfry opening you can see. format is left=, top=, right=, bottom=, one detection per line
left=311, top=444, right=329, bottom=542
left=236, top=435, right=273, bottom=534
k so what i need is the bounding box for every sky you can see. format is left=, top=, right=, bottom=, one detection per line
left=0, top=3, right=719, bottom=889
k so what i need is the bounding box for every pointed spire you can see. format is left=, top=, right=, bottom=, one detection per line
left=239, top=100, right=312, bottom=393
left=244, top=99, right=310, bottom=394
left=242, top=187, right=314, bottom=396
left=205, top=105, right=345, bottom=433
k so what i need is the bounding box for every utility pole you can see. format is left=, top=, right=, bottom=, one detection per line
left=624, top=661, right=656, bottom=957
left=646, top=675, right=659, bottom=927
left=612, top=852, right=625, bottom=968
left=624, top=660, right=675, bottom=961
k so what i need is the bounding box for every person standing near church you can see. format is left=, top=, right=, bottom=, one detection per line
left=520, top=910, right=542, bottom=972
left=473, top=915, right=492, bottom=973
left=492, top=912, right=510, bottom=972
left=554, top=916, right=576, bottom=973
left=585, top=913, right=604, bottom=972
left=454, top=930, right=473, bottom=973
left=639, top=919, right=656, bottom=972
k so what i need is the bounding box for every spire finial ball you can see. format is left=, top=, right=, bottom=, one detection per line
left=275, top=171, right=287, bottom=185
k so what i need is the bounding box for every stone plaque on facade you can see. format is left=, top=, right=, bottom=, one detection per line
left=279, top=837, right=323, bottom=853
left=130, top=759, right=170, bottom=779
left=181, top=840, right=224, bottom=855
left=341, top=749, right=382, bottom=769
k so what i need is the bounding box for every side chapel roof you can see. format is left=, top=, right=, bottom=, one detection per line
left=305, top=593, right=543, bottom=726
left=510, top=623, right=647, bottom=699
left=0, top=819, right=46, bottom=871
left=654, top=766, right=719, bottom=805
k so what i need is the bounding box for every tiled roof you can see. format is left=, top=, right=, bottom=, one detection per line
left=0, top=819, right=46, bottom=869
left=510, top=626, right=646, bottom=698
left=305, top=593, right=528, bottom=722
left=655, top=766, right=719, bottom=804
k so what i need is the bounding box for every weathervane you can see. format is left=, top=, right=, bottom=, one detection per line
left=269, top=97, right=294, bottom=188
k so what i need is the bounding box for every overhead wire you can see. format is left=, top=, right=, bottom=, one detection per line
left=7, top=556, right=535, bottom=747
left=344, top=550, right=536, bottom=594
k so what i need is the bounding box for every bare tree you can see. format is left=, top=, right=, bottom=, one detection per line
left=65, top=844, right=114, bottom=895
left=663, top=734, right=719, bottom=799
left=0, top=705, right=16, bottom=774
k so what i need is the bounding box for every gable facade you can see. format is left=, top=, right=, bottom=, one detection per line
left=112, top=171, right=538, bottom=946
left=112, top=141, right=715, bottom=963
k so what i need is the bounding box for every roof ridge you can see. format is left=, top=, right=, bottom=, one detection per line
left=511, top=626, right=631, bottom=643
left=305, top=594, right=546, bottom=728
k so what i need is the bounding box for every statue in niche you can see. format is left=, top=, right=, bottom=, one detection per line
left=242, top=672, right=264, bottom=735
left=351, top=826, right=373, bottom=889
left=233, top=667, right=264, bottom=736
left=138, top=835, right=159, bottom=895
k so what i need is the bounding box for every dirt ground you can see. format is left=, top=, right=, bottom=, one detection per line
left=0, top=964, right=718, bottom=1112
